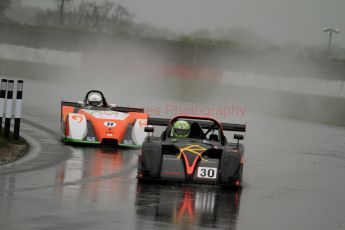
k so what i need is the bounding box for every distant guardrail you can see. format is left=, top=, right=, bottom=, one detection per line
left=223, top=71, right=345, bottom=99
left=0, top=44, right=82, bottom=68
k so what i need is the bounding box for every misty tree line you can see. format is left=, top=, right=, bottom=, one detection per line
left=35, top=0, right=242, bottom=46
left=36, top=0, right=233, bottom=43
left=36, top=0, right=135, bottom=35
left=0, top=0, right=241, bottom=46
left=0, top=0, right=298, bottom=48
left=1, top=0, right=343, bottom=57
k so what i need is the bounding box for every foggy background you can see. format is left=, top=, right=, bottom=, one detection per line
left=1, top=0, right=345, bottom=126
left=18, top=0, right=345, bottom=47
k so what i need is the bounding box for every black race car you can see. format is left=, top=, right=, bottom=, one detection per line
left=137, top=115, right=246, bottom=187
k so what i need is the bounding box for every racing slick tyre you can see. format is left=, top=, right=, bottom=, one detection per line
left=138, top=142, right=162, bottom=179
left=219, top=150, right=242, bottom=186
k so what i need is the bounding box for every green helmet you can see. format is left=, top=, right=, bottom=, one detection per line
left=172, top=120, right=190, bottom=138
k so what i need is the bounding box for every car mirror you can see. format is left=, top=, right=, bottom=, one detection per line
left=234, top=134, right=244, bottom=140
left=234, top=134, right=244, bottom=149
left=144, top=127, right=154, bottom=133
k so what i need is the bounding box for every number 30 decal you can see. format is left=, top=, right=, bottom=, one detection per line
left=197, top=167, right=217, bottom=179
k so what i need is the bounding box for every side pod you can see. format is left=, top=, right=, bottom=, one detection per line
left=66, top=113, right=87, bottom=141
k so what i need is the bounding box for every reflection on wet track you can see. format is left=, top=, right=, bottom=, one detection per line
left=55, top=148, right=125, bottom=184
left=54, top=147, right=128, bottom=197
left=136, top=184, right=241, bottom=229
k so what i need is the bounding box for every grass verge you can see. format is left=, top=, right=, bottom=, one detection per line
left=0, top=136, right=27, bottom=166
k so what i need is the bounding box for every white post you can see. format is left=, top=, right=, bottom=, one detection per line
left=4, top=80, right=14, bottom=139
left=0, top=79, right=7, bottom=135
left=14, top=80, right=23, bottom=140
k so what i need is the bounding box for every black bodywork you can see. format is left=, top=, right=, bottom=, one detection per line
left=138, top=115, right=246, bottom=187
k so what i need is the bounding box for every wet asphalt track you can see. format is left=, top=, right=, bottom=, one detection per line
left=0, top=78, right=345, bottom=230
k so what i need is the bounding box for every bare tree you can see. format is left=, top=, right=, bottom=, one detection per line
left=56, top=0, right=72, bottom=26
left=37, top=1, right=135, bottom=35
left=64, top=1, right=134, bottom=34
left=0, top=0, right=11, bottom=17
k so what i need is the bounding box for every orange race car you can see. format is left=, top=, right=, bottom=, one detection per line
left=61, top=90, right=148, bottom=147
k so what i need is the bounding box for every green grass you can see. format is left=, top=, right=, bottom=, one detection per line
left=0, top=136, right=26, bottom=148
left=0, top=137, right=10, bottom=148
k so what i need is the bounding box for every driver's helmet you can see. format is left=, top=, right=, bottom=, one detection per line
left=88, top=92, right=103, bottom=107
left=172, top=120, right=190, bottom=138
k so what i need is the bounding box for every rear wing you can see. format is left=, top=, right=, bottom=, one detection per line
left=222, top=123, right=246, bottom=132
left=61, top=101, right=81, bottom=107
left=111, top=106, right=144, bottom=113
left=61, top=101, right=144, bottom=113
left=148, top=117, right=246, bottom=132
left=147, top=118, right=170, bottom=126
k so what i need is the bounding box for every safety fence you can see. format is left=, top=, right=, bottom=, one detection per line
left=0, top=79, right=23, bottom=140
